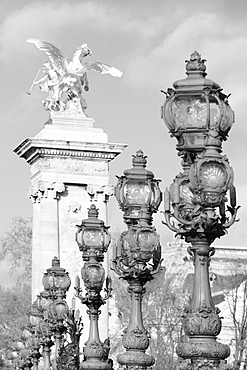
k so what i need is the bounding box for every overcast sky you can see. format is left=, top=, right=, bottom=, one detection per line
left=0, top=0, right=247, bottom=251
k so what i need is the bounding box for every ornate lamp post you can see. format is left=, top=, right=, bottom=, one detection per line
left=112, top=150, right=162, bottom=370
left=161, top=51, right=239, bottom=370
left=38, top=316, right=54, bottom=370
left=16, top=258, right=81, bottom=370
left=41, top=257, right=71, bottom=360
left=47, top=290, right=69, bottom=358
left=27, top=300, right=43, bottom=370
left=28, top=299, right=44, bottom=333
left=42, top=256, right=71, bottom=299
left=29, top=336, right=42, bottom=370
left=75, top=204, right=112, bottom=370
left=27, top=297, right=54, bottom=370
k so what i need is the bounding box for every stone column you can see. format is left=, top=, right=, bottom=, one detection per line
left=28, top=181, right=65, bottom=300
left=14, top=112, right=127, bottom=341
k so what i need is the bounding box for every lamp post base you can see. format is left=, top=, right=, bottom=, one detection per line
left=81, top=359, right=110, bottom=370
left=117, top=351, right=155, bottom=368
left=176, top=336, right=230, bottom=370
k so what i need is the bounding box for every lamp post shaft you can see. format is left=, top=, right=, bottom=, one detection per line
left=87, top=308, right=101, bottom=344
left=128, top=283, right=145, bottom=332
left=117, top=281, right=154, bottom=368
left=42, top=341, right=52, bottom=370
left=190, top=239, right=215, bottom=310
left=55, top=331, right=63, bottom=358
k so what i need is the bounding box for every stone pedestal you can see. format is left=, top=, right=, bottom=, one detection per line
left=14, top=112, right=127, bottom=342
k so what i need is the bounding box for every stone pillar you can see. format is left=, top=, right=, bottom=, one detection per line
left=28, top=181, right=65, bottom=299
left=14, top=112, right=127, bottom=341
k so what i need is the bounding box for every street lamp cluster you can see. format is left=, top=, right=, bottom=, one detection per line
left=161, top=51, right=239, bottom=370
left=14, top=205, right=112, bottom=370
left=15, top=257, right=83, bottom=370
left=12, top=51, right=238, bottom=370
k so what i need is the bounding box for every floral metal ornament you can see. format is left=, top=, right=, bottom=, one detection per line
left=161, top=53, right=239, bottom=370
left=56, top=309, right=83, bottom=370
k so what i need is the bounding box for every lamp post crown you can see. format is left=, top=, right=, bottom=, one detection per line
left=78, top=204, right=106, bottom=229
left=87, top=204, right=99, bottom=218
left=185, top=51, right=207, bottom=74
left=173, top=51, right=220, bottom=91
left=51, top=256, right=60, bottom=268
left=123, top=149, right=154, bottom=180
left=132, top=149, right=147, bottom=167
left=46, top=256, right=66, bottom=275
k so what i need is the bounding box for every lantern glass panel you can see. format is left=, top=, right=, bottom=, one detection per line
left=164, top=100, right=175, bottom=131
left=171, top=96, right=207, bottom=129
left=180, top=184, right=193, bottom=204
left=124, top=182, right=151, bottom=205
left=86, top=265, right=104, bottom=283
left=209, top=96, right=220, bottom=127
left=54, top=275, right=70, bottom=289
left=83, top=229, right=103, bottom=247
left=182, top=132, right=205, bottom=148
left=42, top=275, right=50, bottom=290
left=138, top=230, right=158, bottom=252
left=48, top=275, right=55, bottom=287
left=220, top=103, right=234, bottom=134
left=150, top=182, right=162, bottom=208
left=200, top=162, right=227, bottom=189
left=103, top=232, right=111, bottom=249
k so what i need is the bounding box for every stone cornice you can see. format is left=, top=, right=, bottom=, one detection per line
left=14, top=138, right=127, bottom=165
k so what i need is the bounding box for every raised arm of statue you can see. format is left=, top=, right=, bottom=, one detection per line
left=33, top=75, right=48, bottom=85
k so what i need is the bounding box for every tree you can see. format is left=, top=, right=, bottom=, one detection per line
left=0, top=284, right=31, bottom=367
left=0, top=216, right=32, bottom=283
left=144, top=269, right=189, bottom=370
left=108, top=261, right=189, bottom=370
left=217, top=261, right=247, bottom=370
left=0, top=216, right=32, bottom=368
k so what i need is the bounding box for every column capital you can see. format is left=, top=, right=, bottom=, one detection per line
left=87, top=184, right=114, bottom=203
left=28, top=181, right=65, bottom=203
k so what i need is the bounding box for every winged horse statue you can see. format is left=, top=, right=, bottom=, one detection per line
left=26, top=39, right=123, bottom=114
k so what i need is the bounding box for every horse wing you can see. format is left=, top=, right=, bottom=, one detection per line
left=27, top=38, right=69, bottom=75
left=79, top=61, right=123, bottom=78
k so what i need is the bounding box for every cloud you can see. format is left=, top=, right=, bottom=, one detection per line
left=122, top=11, right=247, bottom=91
left=0, top=1, right=163, bottom=64
left=1, top=0, right=246, bottom=247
